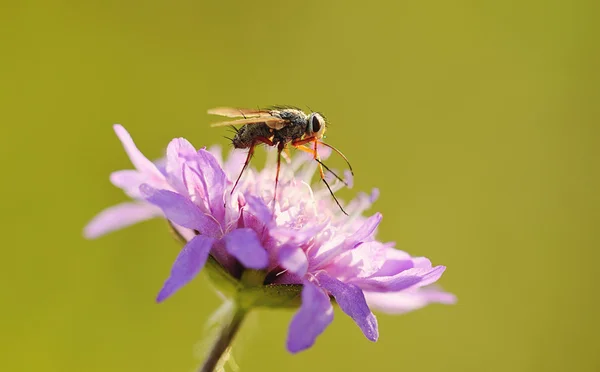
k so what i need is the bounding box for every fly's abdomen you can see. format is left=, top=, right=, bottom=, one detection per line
left=232, top=130, right=250, bottom=148
left=232, top=124, right=272, bottom=148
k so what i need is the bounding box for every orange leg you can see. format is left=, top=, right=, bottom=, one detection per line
left=292, top=137, right=353, bottom=175
left=293, top=144, right=347, bottom=186
left=291, top=136, right=317, bottom=147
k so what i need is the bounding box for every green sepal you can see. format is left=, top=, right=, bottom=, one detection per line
left=204, top=255, right=242, bottom=297
left=237, top=284, right=303, bottom=309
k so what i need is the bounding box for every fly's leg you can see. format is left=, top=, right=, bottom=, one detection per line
left=231, top=136, right=275, bottom=195
left=293, top=145, right=347, bottom=186
left=274, top=142, right=285, bottom=204
left=231, top=144, right=256, bottom=195
left=292, top=138, right=348, bottom=216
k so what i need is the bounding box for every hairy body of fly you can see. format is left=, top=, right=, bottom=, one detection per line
left=232, top=108, right=309, bottom=149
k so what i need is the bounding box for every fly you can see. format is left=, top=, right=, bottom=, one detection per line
left=209, top=106, right=353, bottom=215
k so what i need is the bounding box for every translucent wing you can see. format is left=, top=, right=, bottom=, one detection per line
left=208, top=107, right=273, bottom=118
left=210, top=117, right=289, bottom=130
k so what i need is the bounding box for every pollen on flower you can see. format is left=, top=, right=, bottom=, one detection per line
left=84, top=125, right=455, bottom=354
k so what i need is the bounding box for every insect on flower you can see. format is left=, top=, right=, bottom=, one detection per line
left=209, top=106, right=353, bottom=214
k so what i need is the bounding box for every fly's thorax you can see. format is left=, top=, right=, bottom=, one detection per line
left=273, top=123, right=306, bottom=144
left=274, top=109, right=309, bottom=126
left=268, top=109, right=309, bottom=144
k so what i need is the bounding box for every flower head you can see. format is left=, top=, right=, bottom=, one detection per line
left=85, top=125, right=455, bottom=353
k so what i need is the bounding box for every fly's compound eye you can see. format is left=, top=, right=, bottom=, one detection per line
left=310, top=114, right=322, bottom=134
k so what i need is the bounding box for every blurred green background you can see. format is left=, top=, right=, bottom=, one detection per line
left=1, top=1, right=598, bottom=371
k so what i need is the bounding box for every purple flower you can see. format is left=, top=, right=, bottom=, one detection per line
left=85, top=125, right=456, bottom=353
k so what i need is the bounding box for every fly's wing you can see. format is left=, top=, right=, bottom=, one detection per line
left=208, top=107, right=273, bottom=118
left=209, top=117, right=289, bottom=130
left=208, top=107, right=288, bottom=130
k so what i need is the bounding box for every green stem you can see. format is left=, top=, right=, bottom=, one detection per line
left=199, top=305, right=247, bottom=372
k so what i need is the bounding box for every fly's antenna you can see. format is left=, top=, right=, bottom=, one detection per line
left=318, top=141, right=353, bottom=175
left=315, top=158, right=349, bottom=187
left=322, top=178, right=348, bottom=216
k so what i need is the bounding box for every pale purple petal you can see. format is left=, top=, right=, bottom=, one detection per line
left=412, top=256, right=433, bottom=269
left=365, top=287, right=457, bottom=314
left=139, top=184, right=221, bottom=237
left=415, top=265, right=446, bottom=287
left=353, top=265, right=446, bottom=292
left=316, top=272, right=378, bottom=342
left=197, top=149, right=227, bottom=221
left=311, top=213, right=383, bottom=270
left=182, top=163, right=210, bottom=213
left=345, top=191, right=378, bottom=218
left=325, top=241, right=388, bottom=279
left=245, top=195, right=272, bottom=225
left=279, top=245, right=308, bottom=276
left=113, top=125, right=163, bottom=179
left=222, top=148, right=248, bottom=180
left=370, top=248, right=413, bottom=277
left=270, top=219, right=329, bottom=246
left=206, top=145, right=223, bottom=166
left=310, top=234, right=347, bottom=269
left=369, top=188, right=380, bottom=203
left=165, top=138, right=197, bottom=195
left=344, top=213, right=382, bottom=248
left=156, top=235, right=215, bottom=302
left=223, top=228, right=268, bottom=269
left=344, top=170, right=354, bottom=189
left=287, top=281, right=334, bottom=353
left=109, top=170, right=146, bottom=198
left=241, top=205, right=267, bottom=237
left=83, top=202, right=161, bottom=239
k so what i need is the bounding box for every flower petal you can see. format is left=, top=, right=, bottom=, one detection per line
left=223, top=228, right=268, bottom=269
left=222, top=148, right=248, bottom=180
left=287, top=281, right=334, bottom=353
left=365, top=287, right=457, bottom=314
left=344, top=170, right=354, bottom=189
left=139, top=184, right=221, bottom=237
left=165, top=138, right=197, bottom=195
left=197, top=149, right=227, bottom=221
left=279, top=245, right=308, bottom=276
left=245, top=195, right=272, bottom=225
left=182, top=164, right=211, bottom=213
left=109, top=170, right=146, bottom=198
left=270, top=219, right=329, bottom=246
left=344, top=213, right=382, bottom=248
left=113, top=125, right=163, bottom=178
left=311, top=213, right=384, bottom=270
left=156, top=235, right=215, bottom=302
left=368, top=248, right=413, bottom=277
left=325, top=241, right=388, bottom=280
left=369, top=188, right=380, bottom=203
left=316, top=272, right=378, bottom=342
left=353, top=266, right=446, bottom=292
left=83, top=202, right=161, bottom=239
